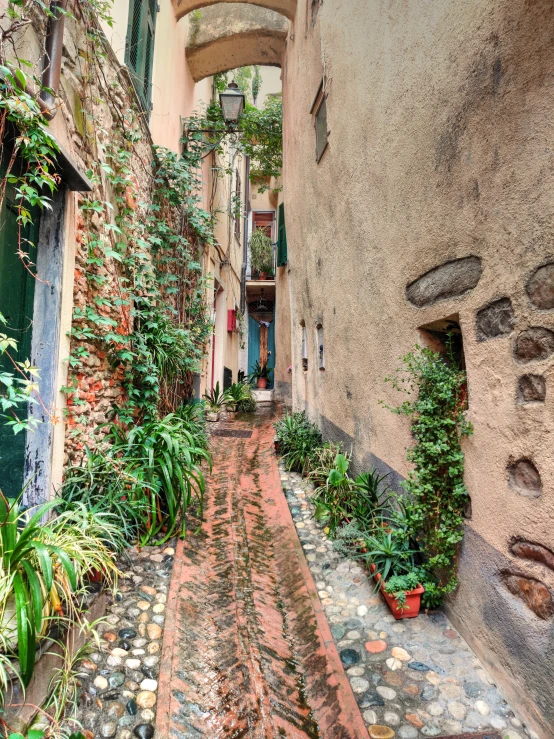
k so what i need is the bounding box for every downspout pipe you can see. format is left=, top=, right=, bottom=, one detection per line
left=240, top=155, right=251, bottom=314
left=38, top=0, right=68, bottom=120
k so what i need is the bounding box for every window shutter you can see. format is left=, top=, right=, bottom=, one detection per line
left=277, top=203, right=287, bottom=266
left=125, top=0, right=157, bottom=111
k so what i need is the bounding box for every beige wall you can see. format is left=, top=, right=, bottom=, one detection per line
left=281, top=0, right=554, bottom=735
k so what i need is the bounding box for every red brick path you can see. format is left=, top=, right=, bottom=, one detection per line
left=156, top=410, right=369, bottom=739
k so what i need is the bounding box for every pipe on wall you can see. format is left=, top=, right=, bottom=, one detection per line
left=39, top=0, right=68, bottom=120
left=240, top=155, right=251, bottom=313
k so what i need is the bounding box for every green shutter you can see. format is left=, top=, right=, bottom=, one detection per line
left=277, top=203, right=287, bottom=266
left=125, top=0, right=157, bottom=111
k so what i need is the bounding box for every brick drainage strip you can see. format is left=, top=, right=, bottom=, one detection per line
left=155, top=411, right=369, bottom=738
left=279, top=464, right=537, bottom=739
left=64, top=544, right=175, bottom=739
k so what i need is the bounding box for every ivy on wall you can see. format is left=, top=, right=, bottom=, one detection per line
left=385, top=341, right=473, bottom=607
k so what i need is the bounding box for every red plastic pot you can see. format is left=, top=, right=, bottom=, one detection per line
left=370, top=565, right=424, bottom=620
left=257, top=377, right=268, bottom=389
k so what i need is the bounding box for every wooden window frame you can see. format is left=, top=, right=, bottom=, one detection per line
left=125, top=0, right=157, bottom=112
left=310, top=82, right=329, bottom=163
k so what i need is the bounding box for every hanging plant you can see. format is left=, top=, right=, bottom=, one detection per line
left=249, top=227, right=273, bottom=276
left=384, top=339, right=473, bottom=607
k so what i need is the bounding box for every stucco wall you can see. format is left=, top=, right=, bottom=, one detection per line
left=281, top=0, right=554, bottom=734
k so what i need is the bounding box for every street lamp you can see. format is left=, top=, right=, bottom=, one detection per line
left=219, top=81, right=245, bottom=125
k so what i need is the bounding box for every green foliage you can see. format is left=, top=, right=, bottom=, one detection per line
left=307, top=442, right=344, bottom=486
left=383, top=571, right=421, bottom=610
left=385, top=342, right=473, bottom=607
left=274, top=412, right=322, bottom=473
left=249, top=227, right=274, bottom=275
left=226, top=381, right=255, bottom=412
left=240, top=95, right=283, bottom=189
left=105, top=413, right=211, bottom=544
left=203, top=381, right=229, bottom=410
left=313, top=453, right=356, bottom=535
left=182, top=94, right=283, bottom=190
left=252, top=66, right=262, bottom=101
left=0, top=496, right=117, bottom=689
left=249, top=360, right=273, bottom=383
left=362, top=528, right=416, bottom=582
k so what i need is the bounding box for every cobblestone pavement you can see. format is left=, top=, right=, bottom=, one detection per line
left=279, top=466, right=539, bottom=739
left=156, top=409, right=369, bottom=739
left=73, top=545, right=175, bottom=739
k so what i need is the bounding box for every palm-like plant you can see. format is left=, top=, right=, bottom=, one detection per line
left=203, top=381, right=230, bottom=410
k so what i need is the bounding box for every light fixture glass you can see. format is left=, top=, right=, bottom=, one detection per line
left=219, top=81, right=245, bottom=124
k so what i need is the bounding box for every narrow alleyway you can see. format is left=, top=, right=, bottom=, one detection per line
left=155, top=408, right=367, bottom=739
left=155, top=410, right=532, bottom=739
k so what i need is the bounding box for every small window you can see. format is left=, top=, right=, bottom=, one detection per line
left=317, top=324, right=324, bottom=370
left=125, top=0, right=157, bottom=111
left=311, top=83, right=329, bottom=162
left=301, top=323, right=308, bottom=371
left=419, top=315, right=468, bottom=404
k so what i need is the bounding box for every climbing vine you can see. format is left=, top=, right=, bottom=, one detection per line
left=385, top=341, right=473, bottom=607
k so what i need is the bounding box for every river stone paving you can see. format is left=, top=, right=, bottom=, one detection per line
left=280, top=463, right=539, bottom=739
left=72, top=544, right=174, bottom=739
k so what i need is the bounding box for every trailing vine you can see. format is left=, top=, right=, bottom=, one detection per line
left=385, top=341, right=473, bottom=607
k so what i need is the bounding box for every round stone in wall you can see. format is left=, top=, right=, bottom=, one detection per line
left=526, top=262, right=554, bottom=309
left=508, top=458, right=542, bottom=498
left=514, top=327, right=554, bottom=363
left=516, top=374, right=546, bottom=404
left=476, top=297, right=515, bottom=340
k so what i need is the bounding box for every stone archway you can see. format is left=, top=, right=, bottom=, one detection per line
left=185, top=4, right=288, bottom=81
left=174, top=0, right=295, bottom=22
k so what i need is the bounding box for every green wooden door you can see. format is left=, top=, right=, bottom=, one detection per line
left=0, top=169, right=40, bottom=499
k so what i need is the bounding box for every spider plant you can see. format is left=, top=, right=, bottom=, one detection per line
left=58, top=449, right=150, bottom=551
left=274, top=412, right=322, bottom=473
left=105, top=413, right=211, bottom=543
left=0, top=497, right=118, bottom=687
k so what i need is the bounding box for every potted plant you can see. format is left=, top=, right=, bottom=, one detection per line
left=249, top=227, right=274, bottom=280
left=203, top=382, right=230, bottom=421
left=249, top=360, right=273, bottom=389
left=225, top=382, right=256, bottom=413
left=363, top=529, right=424, bottom=619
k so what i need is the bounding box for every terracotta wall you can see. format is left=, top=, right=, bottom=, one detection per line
left=281, top=0, right=554, bottom=734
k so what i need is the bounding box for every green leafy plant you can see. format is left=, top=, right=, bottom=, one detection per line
left=225, top=382, right=255, bottom=411
left=385, top=340, right=473, bottom=607
left=383, top=571, right=422, bottom=611
left=274, top=412, right=322, bottom=473
left=249, top=360, right=273, bottom=384
left=249, top=227, right=274, bottom=275
left=105, top=414, right=211, bottom=543
left=203, top=381, right=230, bottom=410
left=313, top=453, right=357, bottom=536
left=362, top=528, right=416, bottom=583
left=307, top=442, right=344, bottom=486
left=0, top=496, right=117, bottom=688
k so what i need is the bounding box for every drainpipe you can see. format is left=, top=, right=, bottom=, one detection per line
left=240, top=155, right=251, bottom=314
left=38, top=0, right=68, bottom=120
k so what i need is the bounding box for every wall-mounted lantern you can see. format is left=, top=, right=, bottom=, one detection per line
left=219, top=81, right=245, bottom=125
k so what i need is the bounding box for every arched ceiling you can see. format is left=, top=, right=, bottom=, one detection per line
left=185, top=4, right=288, bottom=82
left=174, top=0, right=295, bottom=22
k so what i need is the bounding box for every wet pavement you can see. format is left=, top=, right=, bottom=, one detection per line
left=155, top=409, right=538, bottom=739
left=156, top=408, right=368, bottom=739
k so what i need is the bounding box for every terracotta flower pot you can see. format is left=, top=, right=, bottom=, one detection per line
left=370, top=565, right=424, bottom=620
left=257, top=378, right=268, bottom=389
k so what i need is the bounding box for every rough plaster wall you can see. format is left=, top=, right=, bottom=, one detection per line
left=282, top=0, right=554, bottom=733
